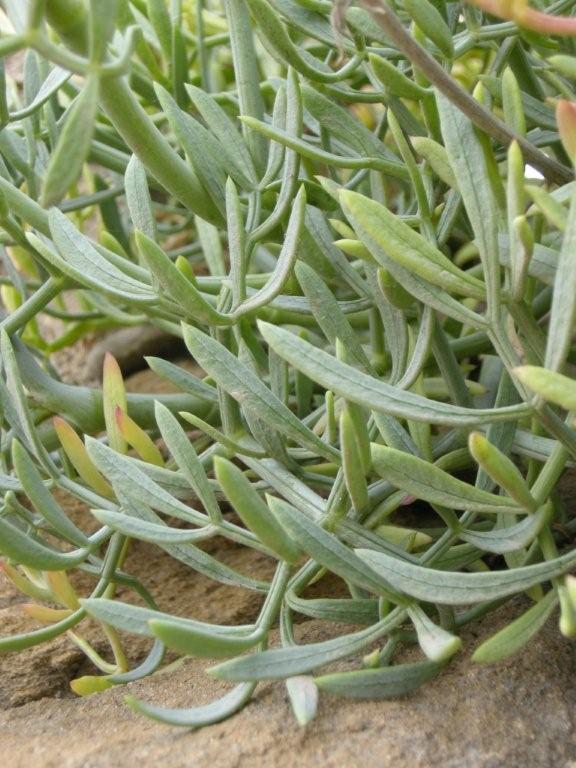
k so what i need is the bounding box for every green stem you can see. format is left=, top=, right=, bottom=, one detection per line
left=0, top=277, right=64, bottom=335
left=224, top=0, right=267, bottom=172
left=359, top=0, right=572, bottom=185
left=0, top=531, right=125, bottom=653
left=44, top=0, right=220, bottom=224
left=12, top=336, right=216, bottom=435
left=0, top=35, right=27, bottom=57
left=29, top=31, right=92, bottom=74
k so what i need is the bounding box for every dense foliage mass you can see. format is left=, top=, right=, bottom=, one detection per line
left=1, top=0, right=576, bottom=726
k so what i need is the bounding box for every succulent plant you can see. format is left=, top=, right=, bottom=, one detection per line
left=2, top=0, right=576, bottom=728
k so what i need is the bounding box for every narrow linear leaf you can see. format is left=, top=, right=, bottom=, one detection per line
left=315, top=659, right=442, bottom=699
left=135, top=231, right=231, bottom=325
left=371, top=444, right=522, bottom=514
left=182, top=324, right=339, bottom=461
left=90, top=509, right=215, bottom=545
left=355, top=548, right=576, bottom=605
left=210, top=607, right=405, bottom=681
left=12, top=439, right=90, bottom=547
left=301, top=84, right=399, bottom=161
left=233, top=186, right=306, bottom=317
left=404, top=0, right=453, bottom=58
left=411, top=137, right=458, bottom=189
left=154, top=402, right=221, bottom=522
left=285, top=676, right=318, bottom=726
left=85, top=437, right=206, bottom=525
left=125, top=682, right=255, bottom=727
left=340, top=408, right=369, bottom=514
left=515, top=366, right=576, bottom=413
left=242, top=116, right=408, bottom=179
left=0, top=516, right=89, bottom=571
left=10, top=66, right=71, bottom=121
left=286, top=593, right=380, bottom=625
left=115, top=406, right=164, bottom=466
left=267, top=496, right=399, bottom=600
left=1, top=330, right=46, bottom=457
left=53, top=417, right=113, bottom=498
left=257, top=322, right=530, bottom=427
left=215, top=457, right=300, bottom=563
left=459, top=504, right=551, bottom=554
left=145, top=357, right=218, bottom=403
left=148, top=619, right=263, bottom=658
left=186, top=83, right=257, bottom=187
left=180, top=411, right=265, bottom=458
left=47, top=209, right=155, bottom=301
left=146, top=0, right=172, bottom=58
left=155, top=84, right=227, bottom=213
left=81, top=598, right=256, bottom=637
left=436, top=93, right=500, bottom=307
left=544, top=189, right=576, bottom=371
left=340, top=189, right=485, bottom=300
left=407, top=605, right=462, bottom=662
left=125, top=155, right=156, bottom=240
left=468, top=432, right=537, bottom=511
left=369, top=53, right=428, bottom=100
left=103, top=353, right=127, bottom=453
left=472, top=590, right=558, bottom=663
left=161, top=540, right=269, bottom=592
left=296, top=260, right=370, bottom=371
left=41, top=75, right=100, bottom=207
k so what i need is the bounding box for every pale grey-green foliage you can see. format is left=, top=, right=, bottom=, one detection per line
left=0, top=0, right=576, bottom=728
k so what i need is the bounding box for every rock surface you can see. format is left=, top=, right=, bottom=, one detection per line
left=1, top=598, right=576, bottom=768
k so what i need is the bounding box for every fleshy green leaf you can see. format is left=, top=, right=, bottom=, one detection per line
left=459, top=504, right=551, bottom=554
left=102, top=352, right=127, bottom=453
left=148, top=619, right=264, bottom=658
left=472, top=590, right=558, bottom=663
left=370, top=443, right=522, bottom=514
left=267, top=496, right=399, bottom=599
left=85, top=437, right=206, bottom=525
left=210, top=607, right=406, bottom=680
left=41, top=75, right=100, bottom=207
left=407, top=604, right=462, bottom=662
left=0, top=516, right=89, bottom=571
left=354, top=548, right=576, bottom=605
left=544, top=188, right=576, bottom=371
left=135, top=231, right=231, bottom=325
left=285, top=676, right=318, bottom=726
left=81, top=598, right=256, bottom=637
left=258, top=322, right=530, bottom=427
left=215, top=457, right=300, bottom=563
left=515, top=366, right=576, bottom=412
left=90, top=509, right=214, bottom=545
left=340, top=189, right=485, bottom=301
left=182, top=324, right=339, bottom=461
left=155, top=402, right=221, bottom=523
left=315, top=659, right=442, bottom=699
left=125, top=155, right=156, bottom=240
left=126, top=682, right=255, bottom=727
left=404, top=0, right=453, bottom=58
left=12, top=439, right=90, bottom=547
left=232, top=186, right=306, bottom=317
left=468, top=432, right=537, bottom=511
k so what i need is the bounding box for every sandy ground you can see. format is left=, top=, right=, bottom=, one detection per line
left=1, top=354, right=576, bottom=767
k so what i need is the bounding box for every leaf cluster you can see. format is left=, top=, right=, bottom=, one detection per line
left=1, top=0, right=576, bottom=727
